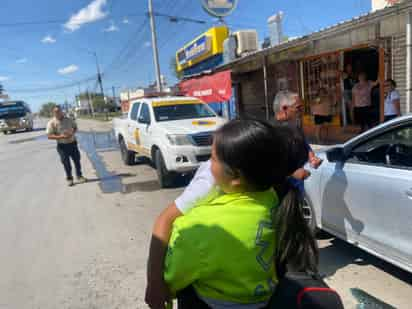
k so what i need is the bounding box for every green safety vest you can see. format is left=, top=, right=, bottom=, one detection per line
left=164, top=188, right=279, bottom=304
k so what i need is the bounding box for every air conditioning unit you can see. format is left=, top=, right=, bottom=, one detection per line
left=234, top=30, right=258, bottom=57
left=223, top=35, right=237, bottom=64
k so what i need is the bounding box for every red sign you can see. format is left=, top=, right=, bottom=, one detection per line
left=179, top=70, right=232, bottom=103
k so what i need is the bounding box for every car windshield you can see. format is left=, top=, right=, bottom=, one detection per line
left=153, top=103, right=216, bottom=122
left=0, top=103, right=26, bottom=120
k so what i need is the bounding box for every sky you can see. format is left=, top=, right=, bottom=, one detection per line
left=0, top=0, right=372, bottom=111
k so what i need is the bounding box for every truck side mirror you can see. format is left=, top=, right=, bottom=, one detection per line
left=138, top=116, right=150, bottom=125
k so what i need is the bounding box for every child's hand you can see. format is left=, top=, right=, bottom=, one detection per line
left=309, top=156, right=323, bottom=169
left=292, top=168, right=311, bottom=180
left=145, top=278, right=171, bottom=309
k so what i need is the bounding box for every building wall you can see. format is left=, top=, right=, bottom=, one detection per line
left=392, top=33, right=408, bottom=114
left=235, top=69, right=266, bottom=119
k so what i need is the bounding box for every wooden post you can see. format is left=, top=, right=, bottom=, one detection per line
left=379, top=47, right=385, bottom=123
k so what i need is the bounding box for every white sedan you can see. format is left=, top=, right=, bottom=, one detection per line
left=304, top=115, right=412, bottom=273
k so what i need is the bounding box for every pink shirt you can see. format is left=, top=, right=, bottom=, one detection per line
left=352, top=82, right=373, bottom=107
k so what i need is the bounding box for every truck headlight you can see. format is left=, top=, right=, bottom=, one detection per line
left=20, top=117, right=27, bottom=123
left=167, top=134, right=191, bottom=146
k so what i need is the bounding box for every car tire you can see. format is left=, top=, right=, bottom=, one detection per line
left=3, top=131, right=7, bottom=135
left=155, top=149, right=174, bottom=188
left=302, top=196, right=318, bottom=235
left=119, top=137, right=135, bottom=166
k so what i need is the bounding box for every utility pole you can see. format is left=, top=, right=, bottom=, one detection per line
left=93, top=52, right=105, bottom=98
left=148, top=0, right=162, bottom=92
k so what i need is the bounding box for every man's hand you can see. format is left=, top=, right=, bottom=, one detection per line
left=292, top=168, right=311, bottom=180
left=145, top=277, right=171, bottom=309
left=62, top=128, right=74, bottom=139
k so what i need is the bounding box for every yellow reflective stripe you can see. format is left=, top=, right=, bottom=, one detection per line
left=127, top=142, right=150, bottom=156
left=151, top=100, right=202, bottom=107
left=192, top=120, right=216, bottom=126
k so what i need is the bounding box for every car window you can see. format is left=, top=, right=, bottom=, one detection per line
left=139, top=104, right=151, bottom=124
left=350, top=125, right=412, bottom=168
left=130, top=102, right=140, bottom=121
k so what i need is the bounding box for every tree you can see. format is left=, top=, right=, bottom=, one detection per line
left=170, top=56, right=183, bottom=80
left=39, top=102, right=57, bottom=118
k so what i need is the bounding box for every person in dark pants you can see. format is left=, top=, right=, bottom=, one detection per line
left=47, top=106, right=87, bottom=186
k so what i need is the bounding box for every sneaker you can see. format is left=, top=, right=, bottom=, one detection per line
left=67, top=179, right=74, bottom=187
left=77, top=176, right=87, bottom=184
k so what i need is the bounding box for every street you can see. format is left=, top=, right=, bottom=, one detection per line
left=0, top=118, right=411, bottom=309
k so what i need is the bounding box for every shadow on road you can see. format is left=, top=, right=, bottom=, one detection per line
left=317, top=231, right=412, bottom=286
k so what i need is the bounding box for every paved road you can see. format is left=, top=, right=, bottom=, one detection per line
left=0, top=118, right=411, bottom=308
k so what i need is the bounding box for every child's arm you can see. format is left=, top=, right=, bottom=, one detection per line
left=146, top=203, right=182, bottom=309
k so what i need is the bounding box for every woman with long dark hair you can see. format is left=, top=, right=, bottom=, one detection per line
left=161, top=120, right=318, bottom=308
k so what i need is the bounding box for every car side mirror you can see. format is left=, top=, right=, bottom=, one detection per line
left=327, top=147, right=346, bottom=162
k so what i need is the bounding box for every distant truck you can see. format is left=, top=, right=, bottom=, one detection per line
left=113, top=96, right=226, bottom=187
left=0, top=101, right=34, bottom=134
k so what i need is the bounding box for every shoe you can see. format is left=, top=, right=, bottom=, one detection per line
left=67, top=179, right=74, bottom=187
left=77, top=176, right=87, bottom=184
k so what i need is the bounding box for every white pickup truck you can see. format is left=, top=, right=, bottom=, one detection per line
left=113, top=96, right=226, bottom=187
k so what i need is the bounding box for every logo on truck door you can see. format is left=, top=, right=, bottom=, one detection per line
left=134, top=129, right=141, bottom=145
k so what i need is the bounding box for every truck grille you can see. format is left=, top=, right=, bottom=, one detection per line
left=190, top=132, right=213, bottom=147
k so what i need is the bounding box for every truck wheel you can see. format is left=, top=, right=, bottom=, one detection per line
left=155, top=150, right=174, bottom=188
left=119, top=138, right=135, bottom=165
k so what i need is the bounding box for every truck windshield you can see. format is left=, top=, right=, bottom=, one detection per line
left=0, top=102, right=27, bottom=120
left=153, top=103, right=216, bottom=122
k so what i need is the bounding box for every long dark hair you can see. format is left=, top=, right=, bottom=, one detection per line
left=214, top=119, right=319, bottom=274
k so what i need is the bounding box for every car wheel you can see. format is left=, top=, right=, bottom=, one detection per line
left=3, top=131, right=7, bottom=135
left=119, top=137, right=135, bottom=166
left=302, top=196, right=318, bottom=235
left=155, top=149, right=174, bottom=188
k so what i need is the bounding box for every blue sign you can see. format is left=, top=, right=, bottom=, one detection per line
left=177, top=35, right=211, bottom=66
left=201, top=0, right=238, bottom=18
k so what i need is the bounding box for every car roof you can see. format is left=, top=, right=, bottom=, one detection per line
left=343, top=113, right=412, bottom=147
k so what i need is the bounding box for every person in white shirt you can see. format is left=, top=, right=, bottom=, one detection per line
left=384, top=79, right=401, bottom=122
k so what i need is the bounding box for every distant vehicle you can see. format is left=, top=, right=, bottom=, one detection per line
left=304, top=115, right=412, bottom=273
left=0, top=101, right=34, bottom=134
left=113, top=96, right=227, bottom=187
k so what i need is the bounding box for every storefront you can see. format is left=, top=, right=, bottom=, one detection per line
left=215, top=1, right=411, bottom=143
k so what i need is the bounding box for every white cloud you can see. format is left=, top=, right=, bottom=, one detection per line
left=144, top=41, right=151, bottom=48
left=64, top=0, right=108, bottom=32
left=58, top=65, right=79, bottom=75
left=122, top=18, right=130, bottom=24
left=41, top=35, right=56, bottom=44
left=0, top=76, right=10, bottom=82
left=16, top=58, right=28, bottom=64
left=103, top=23, right=119, bottom=32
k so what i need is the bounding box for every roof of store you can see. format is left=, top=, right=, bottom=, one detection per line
left=217, top=1, right=412, bottom=70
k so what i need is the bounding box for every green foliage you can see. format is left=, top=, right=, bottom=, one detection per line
left=39, top=102, right=57, bottom=118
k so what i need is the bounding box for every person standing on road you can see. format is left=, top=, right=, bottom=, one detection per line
left=47, top=106, right=87, bottom=187
left=384, top=79, right=401, bottom=122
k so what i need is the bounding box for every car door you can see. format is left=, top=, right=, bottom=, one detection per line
left=136, top=103, right=152, bottom=155
left=321, top=124, right=412, bottom=267
left=127, top=102, right=141, bottom=151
